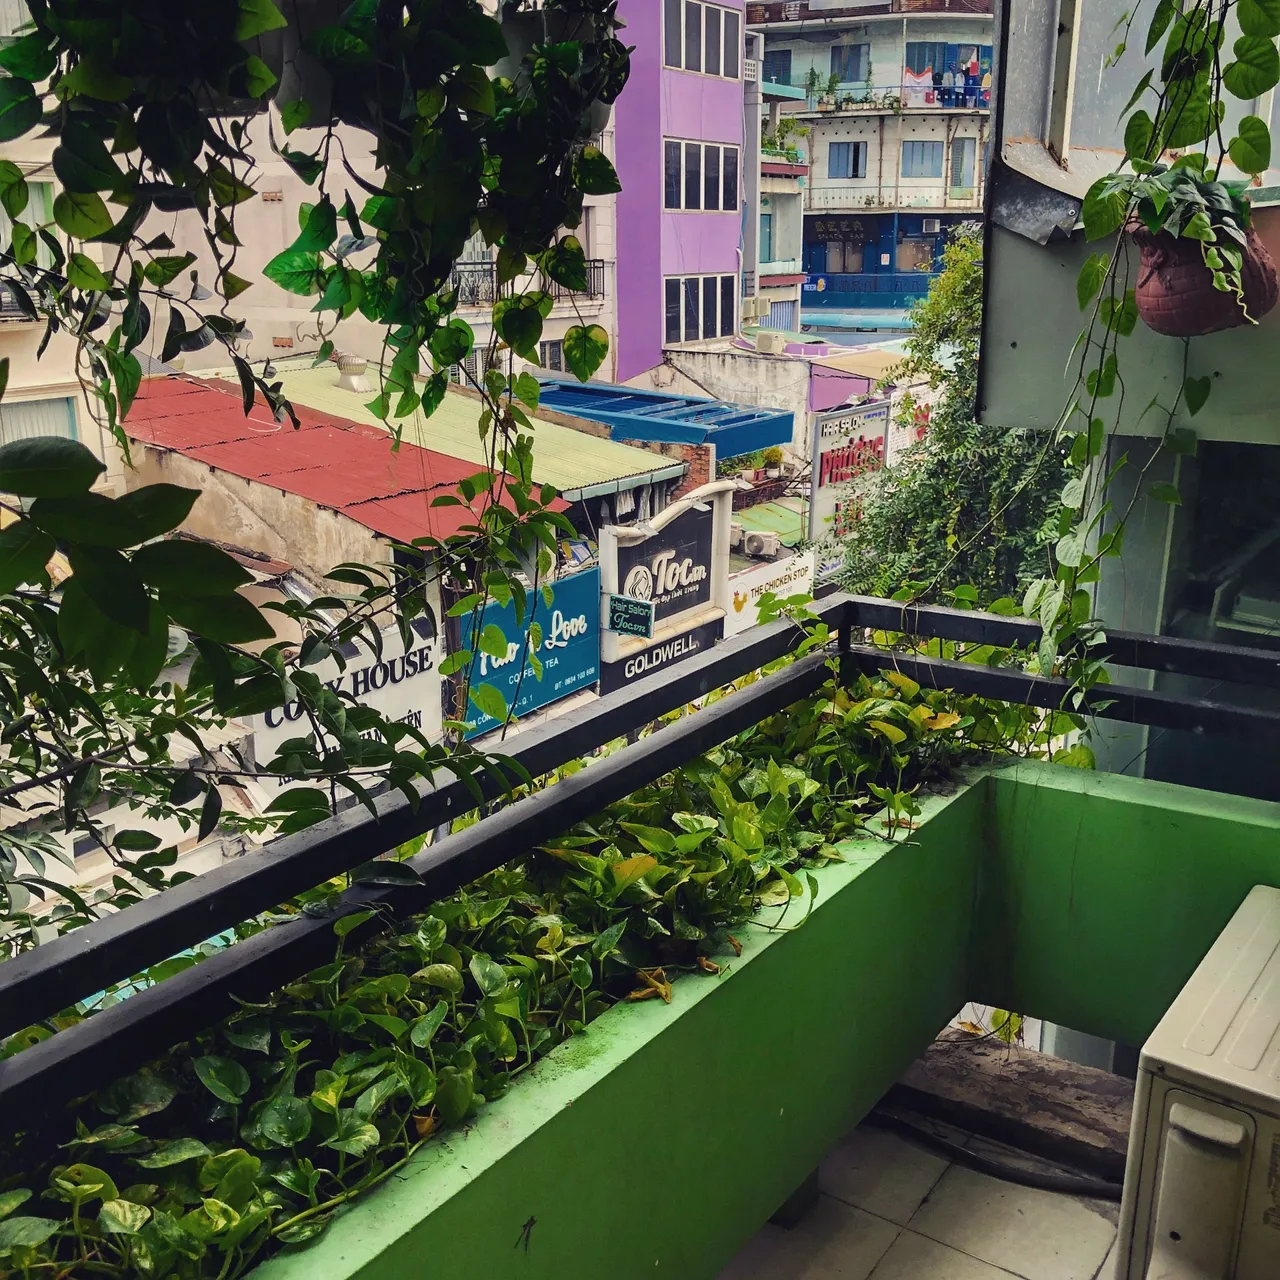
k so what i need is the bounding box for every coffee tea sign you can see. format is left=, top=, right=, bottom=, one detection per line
left=458, top=567, right=600, bottom=739
left=615, top=506, right=713, bottom=622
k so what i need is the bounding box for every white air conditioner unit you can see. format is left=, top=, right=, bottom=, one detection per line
left=922, top=218, right=941, bottom=234
left=743, top=530, right=781, bottom=558
left=1116, top=884, right=1280, bottom=1279
left=755, top=331, right=787, bottom=355
left=742, top=295, right=763, bottom=320
left=729, top=521, right=744, bottom=548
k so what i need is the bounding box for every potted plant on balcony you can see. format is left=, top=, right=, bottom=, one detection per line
left=763, top=445, right=785, bottom=478
left=1096, top=163, right=1278, bottom=336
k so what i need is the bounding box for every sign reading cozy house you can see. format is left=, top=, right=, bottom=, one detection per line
left=458, top=567, right=601, bottom=739
left=724, top=550, right=816, bottom=638
left=253, top=619, right=443, bottom=768
left=614, top=506, right=713, bottom=622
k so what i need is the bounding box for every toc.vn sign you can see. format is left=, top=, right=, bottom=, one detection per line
left=724, top=549, right=816, bottom=638
left=252, top=621, right=442, bottom=769
left=615, top=506, right=713, bottom=623
left=599, top=618, right=722, bottom=694
left=458, top=567, right=600, bottom=738
left=606, top=593, right=655, bottom=638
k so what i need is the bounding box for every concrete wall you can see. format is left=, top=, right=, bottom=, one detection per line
left=122, top=443, right=389, bottom=586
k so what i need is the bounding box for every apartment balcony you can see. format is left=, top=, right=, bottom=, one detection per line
left=747, top=0, right=991, bottom=19
left=448, top=258, right=608, bottom=309
left=2, top=596, right=1275, bottom=1279
left=806, top=184, right=982, bottom=213
left=760, top=257, right=805, bottom=279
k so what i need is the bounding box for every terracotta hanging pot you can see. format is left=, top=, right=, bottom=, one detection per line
left=1127, top=217, right=1279, bottom=337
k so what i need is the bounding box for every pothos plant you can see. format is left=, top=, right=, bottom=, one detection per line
left=0, top=0, right=630, bottom=958
left=0, top=670, right=1000, bottom=1278
left=1019, top=0, right=1279, bottom=717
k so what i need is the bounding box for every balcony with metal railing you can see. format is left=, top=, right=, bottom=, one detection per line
left=4, top=595, right=1280, bottom=1278
left=448, top=258, right=608, bottom=309
left=805, top=184, right=982, bottom=212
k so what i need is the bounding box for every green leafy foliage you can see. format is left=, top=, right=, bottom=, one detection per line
left=838, top=226, right=1068, bottom=605
left=0, top=668, right=1030, bottom=1277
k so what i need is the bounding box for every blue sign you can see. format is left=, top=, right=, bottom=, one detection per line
left=459, top=567, right=600, bottom=738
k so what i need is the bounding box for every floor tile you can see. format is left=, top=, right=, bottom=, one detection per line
left=717, top=1194, right=900, bottom=1280
left=908, top=1165, right=1117, bottom=1280
left=1093, top=1238, right=1118, bottom=1280
left=964, top=1136, right=1121, bottom=1225
left=867, top=1230, right=1023, bottom=1279
left=821, top=1126, right=950, bottom=1225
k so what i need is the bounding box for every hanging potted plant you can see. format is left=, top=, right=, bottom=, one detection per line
left=1114, top=163, right=1278, bottom=336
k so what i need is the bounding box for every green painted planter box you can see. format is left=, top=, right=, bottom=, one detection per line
left=252, top=761, right=1280, bottom=1280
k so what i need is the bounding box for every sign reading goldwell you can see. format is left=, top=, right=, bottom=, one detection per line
left=253, top=622, right=442, bottom=768
left=615, top=506, right=713, bottom=622
left=724, top=549, right=816, bottom=638
left=598, top=619, right=722, bottom=694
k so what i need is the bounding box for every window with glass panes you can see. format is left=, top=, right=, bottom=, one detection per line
left=761, top=48, right=791, bottom=84
left=539, top=340, right=564, bottom=372
left=664, top=275, right=736, bottom=343
left=830, top=43, right=869, bottom=83
left=663, top=0, right=741, bottom=78
left=662, top=141, right=741, bottom=211
left=904, top=41, right=948, bottom=74
left=901, top=140, right=943, bottom=178
left=828, top=141, right=867, bottom=179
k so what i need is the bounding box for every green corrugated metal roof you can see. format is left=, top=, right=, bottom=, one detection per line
left=735, top=500, right=807, bottom=547
left=213, top=364, right=685, bottom=500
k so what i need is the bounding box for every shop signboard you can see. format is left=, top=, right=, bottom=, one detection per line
left=458, top=567, right=600, bottom=738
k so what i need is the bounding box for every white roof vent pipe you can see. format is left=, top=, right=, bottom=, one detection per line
left=332, top=350, right=372, bottom=394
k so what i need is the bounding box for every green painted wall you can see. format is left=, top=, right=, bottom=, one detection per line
left=251, top=759, right=1280, bottom=1280
left=972, top=761, right=1280, bottom=1048
left=253, top=782, right=987, bottom=1280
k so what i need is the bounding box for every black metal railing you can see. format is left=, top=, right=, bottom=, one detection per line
left=4, top=593, right=1280, bottom=1114
left=449, top=259, right=607, bottom=308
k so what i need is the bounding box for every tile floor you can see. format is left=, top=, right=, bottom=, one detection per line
left=718, top=1116, right=1119, bottom=1280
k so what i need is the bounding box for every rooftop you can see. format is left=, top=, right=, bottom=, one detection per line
left=240, top=362, right=684, bottom=502
left=124, top=377, right=567, bottom=544
left=535, top=379, right=794, bottom=454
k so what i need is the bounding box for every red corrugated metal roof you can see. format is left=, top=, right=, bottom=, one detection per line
left=125, top=377, right=563, bottom=543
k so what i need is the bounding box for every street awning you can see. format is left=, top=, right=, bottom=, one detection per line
left=537, top=380, right=792, bottom=457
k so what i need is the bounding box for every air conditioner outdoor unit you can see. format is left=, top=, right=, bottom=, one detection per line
left=755, top=331, right=787, bottom=355
left=1115, top=883, right=1280, bottom=1279
left=743, top=530, right=781, bottom=557
left=729, top=521, right=744, bottom=548
left=922, top=218, right=941, bottom=234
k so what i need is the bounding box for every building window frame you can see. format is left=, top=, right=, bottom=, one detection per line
left=539, top=339, right=565, bottom=372
left=663, top=0, right=741, bottom=80
left=830, top=43, right=870, bottom=84
left=662, top=139, right=742, bottom=212
left=664, top=273, right=737, bottom=343
left=901, top=139, right=944, bottom=179
left=761, top=47, right=791, bottom=85
left=828, top=140, right=868, bottom=180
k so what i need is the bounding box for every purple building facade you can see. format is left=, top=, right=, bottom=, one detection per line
left=614, top=0, right=746, bottom=383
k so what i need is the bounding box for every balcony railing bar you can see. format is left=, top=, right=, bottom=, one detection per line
left=6, top=593, right=1280, bottom=1115
left=0, top=599, right=847, bottom=1045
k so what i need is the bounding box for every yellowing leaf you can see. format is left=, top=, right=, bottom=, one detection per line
left=883, top=670, right=920, bottom=698
left=923, top=711, right=962, bottom=731
left=611, top=855, right=657, bottom=891
left=869, top=719, right=907, bottom=745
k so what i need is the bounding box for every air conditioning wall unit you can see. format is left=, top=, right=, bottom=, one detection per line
left=729, top=521, right=744, bottom=548
left=922, top=218, right=941, bottom=234
left=743, top=530, right=781, bottom=557
left=1115, top=883, right=1280, bottom=1278
left=755, top=331, right=787, bottom=355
